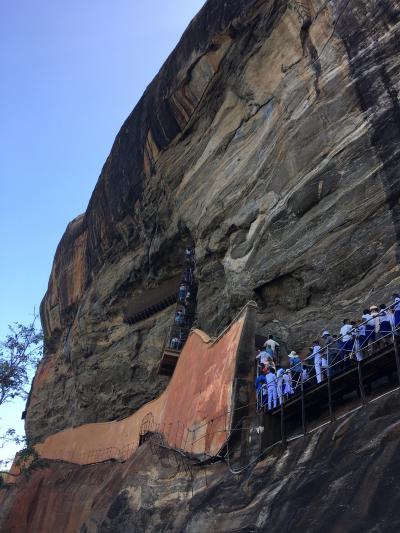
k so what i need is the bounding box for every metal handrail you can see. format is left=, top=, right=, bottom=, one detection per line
left=256, top=297, right=400, bottom=401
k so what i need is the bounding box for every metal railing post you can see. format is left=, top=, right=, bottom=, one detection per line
left=392, top=331, right=400, bottom=385
left=327, top=364, right=334, bottom=423
left=280, top=399, right=286, bottom=449
left=357, top=361, right=367, bottom=406
left=301, top=377, right=307, bottom=435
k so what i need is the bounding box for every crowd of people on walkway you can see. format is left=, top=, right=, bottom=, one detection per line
left=168, top=248, right=197, bottom=351
left=255, top=294, right=400, bottom=411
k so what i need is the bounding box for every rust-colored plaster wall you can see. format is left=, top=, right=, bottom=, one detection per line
left=21, top=304, right=253, bottom=470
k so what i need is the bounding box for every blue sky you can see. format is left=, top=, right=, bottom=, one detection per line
left=0, top=0, right=205, bottom=465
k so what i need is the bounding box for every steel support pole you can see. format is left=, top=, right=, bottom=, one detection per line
left=327, top=367, right=335, bottom=423
left=301, top=378, right=307, bottom=435
left=280, top=400, right=286, bottom=449
left=392, top=332, right=400, bottom=385
left=357, top=361, right=367, bottom=406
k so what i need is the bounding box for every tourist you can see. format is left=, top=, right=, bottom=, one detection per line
left=329, top=335, right=340, bottom=375
left=185, top=247, right=194, bottom=261
left=350, top=321, right=359, bottom=360
left=339, top=319, right=353, bottom=368
left=265, top=354, right=276, bottom=371
left=255, top=370, right=268, bottom=409
left=301, top=364, right=310, bottom=385
left=312, top=340, right=323, bottom=383
left=276, top=367, right=285, bottom=405
left=283, top=369, right=294, bottom=397
left=175, top=309, right=185, bottom=326
left=265, top=367, right=278, bottom=410
left=170, top=337, right=180, bottom=350
left=370, top=305, right=380, bottom=337
left=394, top=293, right=400, bottom=330
left=288, top=350, right=302, bottom=385
left=322, top=330, right=333, bottom=376
left=351, top=321, right=365, bottom=362
left=178, top=284, right=187, bottom=302
left=357, top=319, right=366, bottom=350
left=388, top=306, right=396, bottom=333
left=183, top=267, right=193, bottom=284
left=184, top=290, right=192, bottom=305
left=362, top=308, right=375, bottom=347
left=378, top=304, right=392, bottom=341
left=255, top=370, right=267, bottom=391
left=263, top=335, right=279, bottom=358
left=256, top=349, right=269, bottom=367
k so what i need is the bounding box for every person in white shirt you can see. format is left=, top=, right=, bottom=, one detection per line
left=312, top=340, right=323, bottom=383
left=256, top=350, right=269, bottom=366
left=362, top=309, right=375, bottom=346
left=283, top=369, right=294, bottom=396
left=388, top=307, right=396, bottom=333
left=339, top=319, right=353, bottom=369
left=263, top=336, right=279, bottom=358
left=370, top=305, right=380, bottom=335
left=301, top=365, right=310, bottom=385
left=276, top=368, right=285, bottom=405
left=352, top=321, right=366, bottom=362
left=265, top=368, right=278, bottom=410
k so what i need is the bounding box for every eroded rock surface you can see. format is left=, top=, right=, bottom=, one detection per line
left=26, top=0, right=400, bottom=443
left=3, top=391, right=400, bottom=532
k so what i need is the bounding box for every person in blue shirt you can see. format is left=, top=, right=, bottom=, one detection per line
left=178, top=284, right=187, bottom=302
left=393, top=293, right=400, bottom=330
left=255, top=367, right=268, bottom=408
left=288, top=351, right=302, bottom=389
left=266, top=368, right=278, bottom=410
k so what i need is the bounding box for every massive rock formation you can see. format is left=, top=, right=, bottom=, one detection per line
left=3, top=390, right=400, bottom=532
left=26, top=0, right=400, bottom=445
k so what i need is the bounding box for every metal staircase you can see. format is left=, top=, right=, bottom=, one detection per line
left=158, top=247, right=197, bottom=376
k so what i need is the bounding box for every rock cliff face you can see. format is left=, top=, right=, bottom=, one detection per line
left=26, top=0, right=400, bottom=444
left=3, top=391, right=400, bottom=532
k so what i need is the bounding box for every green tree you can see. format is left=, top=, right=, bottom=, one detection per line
left=0, top=320, right=43, bottom=406
left=0, top=318, right=43, bottom=474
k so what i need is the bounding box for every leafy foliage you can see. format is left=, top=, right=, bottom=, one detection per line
left=0, top=319, right=43, bottom=406
left=0, top=318, right=43, bottom=474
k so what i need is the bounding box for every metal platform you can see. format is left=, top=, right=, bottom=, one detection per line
left=158, top=347, right=180, bottom=376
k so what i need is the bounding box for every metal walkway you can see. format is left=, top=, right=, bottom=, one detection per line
left=268, top=337, right=400, bottom=443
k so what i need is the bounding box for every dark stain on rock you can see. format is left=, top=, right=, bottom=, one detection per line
left=255, top=272, right=310, bottom=312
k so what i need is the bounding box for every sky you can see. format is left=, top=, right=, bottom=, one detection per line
left=0, top=0, right=205, bottom=466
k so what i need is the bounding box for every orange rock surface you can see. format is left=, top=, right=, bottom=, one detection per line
left=12, top=304, right=254, bottom=474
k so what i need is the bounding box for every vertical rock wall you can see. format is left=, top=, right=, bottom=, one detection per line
left=27, top=0, right=400, bottom=443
